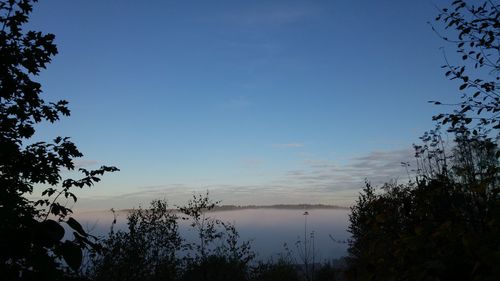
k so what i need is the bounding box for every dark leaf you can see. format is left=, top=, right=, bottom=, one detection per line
left=38, top=219, right=65, bottom=246
left=60, top=241, right=82, bottom=271
left=67, top=217, right=87, bottom=237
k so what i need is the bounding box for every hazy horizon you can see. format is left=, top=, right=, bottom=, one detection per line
left=73, top=207, right=351, bottom=261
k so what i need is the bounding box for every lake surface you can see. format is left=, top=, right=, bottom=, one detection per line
left=74, top=208, right=351, bottom=261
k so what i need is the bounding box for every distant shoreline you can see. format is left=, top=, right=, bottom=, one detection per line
left=208, top=204, right=350, bottom=211
left=93, top=204, right=350, bottom=214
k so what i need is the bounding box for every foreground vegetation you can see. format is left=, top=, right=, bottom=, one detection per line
left=82, top=194, right=344, bottom=281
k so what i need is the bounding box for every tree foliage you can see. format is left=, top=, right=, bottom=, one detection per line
left=89, top=201, right=181, bottom=281
left=430, top=0, right=499, bottom=133
left=347, top=1, right=500, bottom=280
left=348, top=175, right=500, bottom=280
left=89, top=194, right=255, bottom=281
left=0, top=1, right=117, bottom=279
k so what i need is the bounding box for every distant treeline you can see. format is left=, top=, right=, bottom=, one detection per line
left=115, top=203, right=349, bottom=214
left=209, top=204, right=349, bottom=211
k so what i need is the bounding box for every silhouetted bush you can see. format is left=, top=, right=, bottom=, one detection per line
left=181, top=255, right=248, bottom=281
left=314, top=263, right=341, bottom=281
left=87, top=194, right=257, bottom=281
left=88, top=200, right=180, bottom=281
left=250, top=259, right=301, bottom=281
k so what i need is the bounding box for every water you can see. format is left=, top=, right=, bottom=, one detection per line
left=73, top=207, right=351, bottom=261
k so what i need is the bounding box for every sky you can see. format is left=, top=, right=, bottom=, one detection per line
left=28, top=0, right=463, bottom=209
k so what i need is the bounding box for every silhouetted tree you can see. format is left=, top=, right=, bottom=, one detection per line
left=178, top=192, right=255, bottom=281
left=0, top=1, right=117, bottom=280
left=89, top=194, right=255, bottom=281
left=347, top=1, right=500, bottom=280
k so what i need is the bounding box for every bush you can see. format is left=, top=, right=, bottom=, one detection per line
left=250, top=259, right=301, bottom=281
left=347, top=135, right=500, bottom=280
left=88, top=194, right=255, bottom=281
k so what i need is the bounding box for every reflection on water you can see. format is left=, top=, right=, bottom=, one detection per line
left=74, top=208, right=351, bottom=261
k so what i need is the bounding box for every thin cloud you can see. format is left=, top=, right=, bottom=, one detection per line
left=78, top=148, right=416, bottom=209
left=280, top=148, right=415, bottom=192
left=271, top=143, right=304, bottom=148
left=224, top=4, right=319, bottom=27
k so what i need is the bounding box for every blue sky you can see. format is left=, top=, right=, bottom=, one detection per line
left=29, top=0, right=462, bottom=209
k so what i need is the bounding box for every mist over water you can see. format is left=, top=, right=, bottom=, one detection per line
left=74, top=208, right=351, bottom=261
